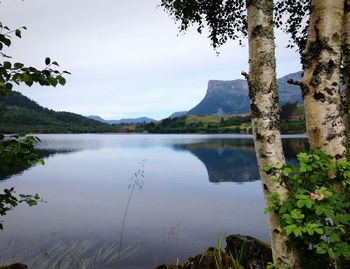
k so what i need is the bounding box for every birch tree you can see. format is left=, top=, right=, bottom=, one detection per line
left=287, top=0, right=347, bottom=160
left=243, top=1, right=302, bottom=267
left=343, top=0, right=350, bottom=135
left=161, top=0, right=301, bottom=267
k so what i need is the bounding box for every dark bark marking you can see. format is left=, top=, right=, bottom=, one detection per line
left=335, top=152, right=346, bottom=160
left=250, top=103, right=261, bottom=118
left=325, top=60, right=336, bottom=77
left=324, top=87, right=334, bottom=96
left=263, top=183, right=268, bottom=191
left=326, top=131, right=345, bottom=142
left=302, top=26, right=335, bottom=69
left=313, top=92, right=326, bottom=102
left=256, top=132, right=265, bottom=141
left=266, top=134, right=276, bottom=143
left=251, top=24, right=274, bottom=40
left=273, top=228, right=281, bottom=235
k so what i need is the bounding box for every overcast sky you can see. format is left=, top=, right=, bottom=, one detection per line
left=2, top=0, right=301, bottom=120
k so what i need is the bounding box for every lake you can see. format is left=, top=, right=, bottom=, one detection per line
left=0, top=134, right=308, bottom=269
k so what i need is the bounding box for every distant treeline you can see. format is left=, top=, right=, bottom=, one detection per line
left=0, top=91, right=306, bottom=134
left=137, top=102, right=306, bottom=134
left=137, top=115, right=252, bottom=133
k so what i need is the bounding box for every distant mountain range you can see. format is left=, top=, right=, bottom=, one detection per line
left=0, top=71, right=304, bottom=134
left=188, top=71, right=303, bottom=115
left=87, top=115, right=155, bottom=125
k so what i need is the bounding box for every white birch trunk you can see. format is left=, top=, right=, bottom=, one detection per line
left=245, top=1, right=302, bottom=268
left=301, top=0, right=346, bottom=159
left=343, top=0, right=350, bottom=135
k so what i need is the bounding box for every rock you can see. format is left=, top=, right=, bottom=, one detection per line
left=0, top=263, right=28, bottom=269
left=154, top=247, right=236, bottom=269
left=182, top=247, right=235, bottom=269
left=225, top=234, right=272, bottom=269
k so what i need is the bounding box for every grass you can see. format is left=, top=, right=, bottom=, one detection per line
left=213, top=232, right=244, bottom=269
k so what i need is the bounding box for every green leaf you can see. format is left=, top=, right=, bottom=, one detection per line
left=26, top=200, right=37, bottom=207
left=330, top=232, right=340, bottom=242
left=48, top=76, right=58, bottom=87
left=328, top=248, right=336, bottom=259
left=307, top=228, right=314, bottom=235
left=282, top=166, right=293, bottom=174
left=296, top=200, right=305, bottom=208
left=293, top=227, right=302, bottom=237
left=305, top=199, right=313, bottom=209
left=316, top=206, right=323, bottom=216
left=316, top=245, right=327, bottom=254
left=3, top=37, right=11, bottom=47
left=314, top=228, right=324, bottom=235
left=284, top=224, right=297, bottom=235
left=57, top=76, right=66, bottom=86
left=15, top=29, right=22, bottom=38
left=3, top=61, right=11, bottom=69
left=14, top=62, right=24, bottom=69
left=291, top=209, right=304, bottom=220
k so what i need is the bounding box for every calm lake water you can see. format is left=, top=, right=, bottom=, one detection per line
left=0, top=134, right=308, bottom=269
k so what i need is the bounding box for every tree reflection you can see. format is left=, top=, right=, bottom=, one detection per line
left=174, top=138, right=308, bottom=183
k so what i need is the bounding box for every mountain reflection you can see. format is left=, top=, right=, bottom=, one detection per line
left=0, top=148, right=77, bottom=180
left=174, top=138, right=308, bottom=183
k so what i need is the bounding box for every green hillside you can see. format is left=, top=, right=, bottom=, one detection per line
left=138, top=103, right=306, bottom=134
left=137, top=114, right=252, bottom=133
left=0, top=91, right=122, bottom=133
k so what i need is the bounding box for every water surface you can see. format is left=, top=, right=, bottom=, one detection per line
left=0, top=134, right=307, bottom=269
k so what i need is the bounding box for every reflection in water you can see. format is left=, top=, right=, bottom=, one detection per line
left=0, top=134, right=309, bottom=269
left=174, top=138, right=308, bottom=183
left=0, top=148, right=77, bottom=181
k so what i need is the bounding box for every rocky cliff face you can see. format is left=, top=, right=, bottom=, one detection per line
left=188, top=71, right=303, bottom=115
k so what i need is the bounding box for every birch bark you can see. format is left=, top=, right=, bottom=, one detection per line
left=343, top=0, right=350, bottom=135
left=245, top=0, right=301, bottom=267
left=301, top=0, right=346, bottom=159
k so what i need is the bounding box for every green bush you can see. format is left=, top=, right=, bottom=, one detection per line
left=264, top=149, right=350, bottom=268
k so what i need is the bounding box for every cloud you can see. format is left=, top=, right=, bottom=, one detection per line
left=2, top=0, right=301, bottom=120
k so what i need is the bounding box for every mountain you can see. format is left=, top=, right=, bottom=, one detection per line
left=169, top=111, right=188, bottom=119
left=188, top=71, right=303, bottom=115
left=87, top=115, right=106, bottom=123
left=174, top=139, right=260, bottom=183
left=87, top=116, right=155, bottom=125
left=0, top=91, right=122, bottom=133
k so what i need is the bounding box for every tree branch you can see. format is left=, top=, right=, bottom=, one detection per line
left=287, top=79, right=303, bottom=86
left=241, top=71, right=249, bottom=80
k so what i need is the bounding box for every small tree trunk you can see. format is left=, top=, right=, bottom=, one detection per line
left=302, top=0, right=346, bottom=159
left=343, top=0, right=350, bottom=136
left=245, top=1, right=302, bottom=268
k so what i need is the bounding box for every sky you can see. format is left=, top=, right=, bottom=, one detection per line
left=2, top=0, right=301, bottom=120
